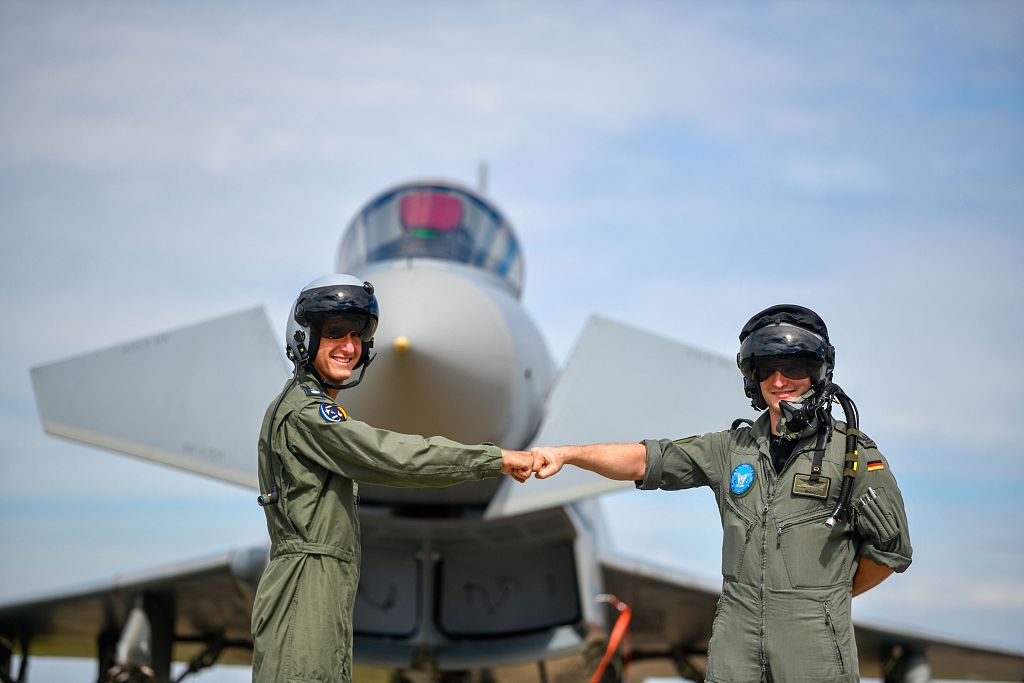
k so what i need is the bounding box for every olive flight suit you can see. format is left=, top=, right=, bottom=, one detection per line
left=639, top=412, right=912, bottom=683
left=251, top=369, right=503, bottom=683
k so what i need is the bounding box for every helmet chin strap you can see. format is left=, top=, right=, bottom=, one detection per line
left=311, top=352, right=376, bottom=392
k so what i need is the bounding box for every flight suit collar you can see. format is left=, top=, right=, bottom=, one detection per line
left=294, top=368, right=334, bottom=400
left=750, top=412, right=774, bottom=445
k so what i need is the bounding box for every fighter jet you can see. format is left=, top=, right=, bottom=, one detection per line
left=3, top=179, right=1023, bottom=682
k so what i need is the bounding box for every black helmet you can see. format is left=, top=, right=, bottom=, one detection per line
left=286, top=274, right=379, bottom=374
left=736, top=304, right=835, bottom=411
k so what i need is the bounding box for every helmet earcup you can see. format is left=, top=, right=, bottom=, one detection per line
left=356, top=338, right=375, bottom=369
left=743, top=376, right=768, bottom=411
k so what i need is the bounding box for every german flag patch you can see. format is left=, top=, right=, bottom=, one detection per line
left=867, top=460, right=884, bottom=471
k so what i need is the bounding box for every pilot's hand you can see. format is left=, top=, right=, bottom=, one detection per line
left=531, top=446, right=565, bottom=480
left=500, top=449, right=534, bottom=483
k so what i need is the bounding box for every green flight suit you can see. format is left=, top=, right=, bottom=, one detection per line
left=639, top=412, right=912, bottom=683
left=251, top=370, right=503, bottom=683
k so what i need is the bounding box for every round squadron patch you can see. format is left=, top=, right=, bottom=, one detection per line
left=730, top=463, right=756, bottom=497
left=319, top=403, right=347, bottom=423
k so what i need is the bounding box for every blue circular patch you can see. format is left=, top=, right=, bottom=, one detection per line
left=319, top=403, right=346, bottom=423
left=730, top=463, right=756, bottom=497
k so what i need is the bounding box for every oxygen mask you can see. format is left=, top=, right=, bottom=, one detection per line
left=777, top=388, right=825, bottom=440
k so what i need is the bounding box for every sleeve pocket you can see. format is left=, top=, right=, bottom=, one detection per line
left=854, top=487, right=899, bottom=545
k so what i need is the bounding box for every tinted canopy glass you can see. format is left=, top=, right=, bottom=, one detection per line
left=337, top=182, right=524, bottom=296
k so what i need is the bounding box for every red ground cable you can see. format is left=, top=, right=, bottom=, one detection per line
left=589, top=594, right=632, bottom=683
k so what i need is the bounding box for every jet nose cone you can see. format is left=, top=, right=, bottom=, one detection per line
left=342, top=265, right=515, bottom=446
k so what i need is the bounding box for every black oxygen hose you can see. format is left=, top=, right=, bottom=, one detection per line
left=257, top=375, right=298, bottom=507
left=825, top=385, right=860, bottom=527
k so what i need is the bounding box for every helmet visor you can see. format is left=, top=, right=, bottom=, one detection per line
left=319, top=313, right=376, bottom=341
left=753, top=357, right=822, bottom=382
left=296, top=284, right=379, bottom=341
left=737, top=323, right=830, bottom=379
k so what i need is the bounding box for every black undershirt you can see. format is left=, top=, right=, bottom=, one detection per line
left=769, top=435, right=797, bottom=475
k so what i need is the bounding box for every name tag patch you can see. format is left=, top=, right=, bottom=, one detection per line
left=792, top=473, right=831, bottom=500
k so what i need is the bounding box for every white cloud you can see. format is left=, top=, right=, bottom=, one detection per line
left=8, top=1, right=1015, bottom=177
left=781, top=153, right=887, bottom=193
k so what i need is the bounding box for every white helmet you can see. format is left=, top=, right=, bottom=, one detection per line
left=286, top=274, right=379, bottom=380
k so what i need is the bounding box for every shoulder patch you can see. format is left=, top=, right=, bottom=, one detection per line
left=303, top=385, right=328, bottom=398
left=318, top=402, right=348, bottom=423
left=730, top=463, right=756, bottom=497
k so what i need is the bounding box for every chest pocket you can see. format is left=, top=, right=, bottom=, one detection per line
left=722, top=495, right=759, bottom=582
left=777, top=510, right=856, bottom=589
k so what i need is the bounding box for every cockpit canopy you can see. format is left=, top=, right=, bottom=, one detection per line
left=337, top=181, right=524, bottom=297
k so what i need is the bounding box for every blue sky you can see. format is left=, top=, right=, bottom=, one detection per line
left=1, top=1, right=1022, bottom=680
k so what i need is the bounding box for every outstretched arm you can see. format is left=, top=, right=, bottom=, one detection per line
left=531, top=443, right=646, bottom=481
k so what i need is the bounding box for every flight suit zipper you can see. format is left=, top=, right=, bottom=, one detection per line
left=775, top=510, right=832, bottom=548
left=759, top=456, right=774, bottom=677
left=353, top=484, right=362, bottom=566
left=722, top=495, right=758, bottom=583
left=724, top=496, right=759, bottom=536
left=822, top=601, right=847, bottom=673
